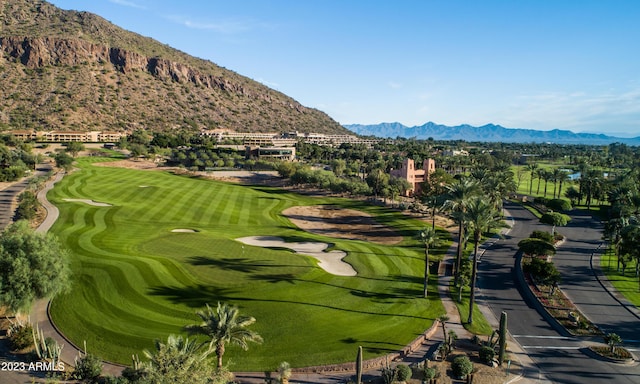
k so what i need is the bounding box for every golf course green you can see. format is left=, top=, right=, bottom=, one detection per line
left=48, top=157, right=446, bottom=371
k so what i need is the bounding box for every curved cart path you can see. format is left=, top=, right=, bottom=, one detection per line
left=29, top=170, right=127, bottom=377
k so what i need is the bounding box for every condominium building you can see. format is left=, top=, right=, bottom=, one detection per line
left=7, top=130, right=125, bottom=143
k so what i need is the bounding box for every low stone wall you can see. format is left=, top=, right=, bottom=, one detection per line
left=292, top=321, right=439, bottom=374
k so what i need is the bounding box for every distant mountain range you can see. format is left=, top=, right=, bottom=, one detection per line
left=344, top=122, right=640, bottom=145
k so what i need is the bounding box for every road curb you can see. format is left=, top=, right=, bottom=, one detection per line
left=590, top=246, right=640, bottom=322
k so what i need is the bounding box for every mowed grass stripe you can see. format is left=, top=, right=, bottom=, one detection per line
left=141, top=184, right=187, bottom=223
left=158, top=182, right=204, bottom=224
left=207, top=182, right=235, bottom=225
left=166, top=180, right=211, bottom=224
left=186, top=183, right=221, bottom=224
left=49, top=158, right=446, bottom=370
left=246, top=191, right=266, bottom=226
left=77, top=261, right=193, bottom=322
left=218, top=183, right=244, bottom=225
left=235, top=188, right=253, bottom=226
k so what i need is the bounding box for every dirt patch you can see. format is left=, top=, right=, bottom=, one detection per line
left=93, top=159, right=167, bottom=170
left=423, top=215, right=457, bottom=232
left=282, top=205, right=403, bottom=245
left=205, top=170, right=283, bottom=186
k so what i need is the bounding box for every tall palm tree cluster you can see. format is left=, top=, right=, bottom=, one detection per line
left=525, top=163, right=572, bottom=200
left=605, top=169, right=640, bottom=280
left=418, top=163, right=514, bottom=324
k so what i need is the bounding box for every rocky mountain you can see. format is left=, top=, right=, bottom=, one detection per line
left=345, top=122, right=640, bottom=145
left=0, top=0, right=348, bottom=134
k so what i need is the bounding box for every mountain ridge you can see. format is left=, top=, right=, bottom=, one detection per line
left=0, top=0, right=347, bottom=134
left=345, top=121, right=640, bottom=145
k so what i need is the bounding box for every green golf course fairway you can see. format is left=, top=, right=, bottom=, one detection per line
left=48, top=157, right=445, bottom=371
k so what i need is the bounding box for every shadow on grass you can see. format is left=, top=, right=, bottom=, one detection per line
left=149, top=284, right=430, bottom=320
left=249, top=273, right=298, bottom=284
left=188, top=256, right=298, bottom=272
left=250, top=186, right=292, bottom=195
left=350, top=288, right=416, bottom=302
left=148, top=284, right=238, bottom=307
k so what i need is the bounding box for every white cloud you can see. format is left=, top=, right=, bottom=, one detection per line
left=388, top=81, right=402, bottom=89
left=165, top=15, right=272, bottom=35
left=108, top=0, right=145, bottom=10
left=182, top=19, right=250, bottom=34
left=257, top=78, right=280, bottom=88
left=499, top=88, right=640, bottom=133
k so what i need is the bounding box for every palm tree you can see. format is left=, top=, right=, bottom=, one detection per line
left=555, top=169, right=570, bottom=199
left=604, top=333, right=623, bottom=355
left=464, top=196, right=505, bottom=324
left=536, top=168, right=545, bottom=195
left=525, top=163, right=539, bottom=195
left=541, top=170, right=551, bottom=198
left=551, top=168, right=562, bottom=199
left=482, top=172, right=516, bottom=212
left=581, top=169, right=604, bottom=210
left=142, top=334, right=212, bottom=384
left=605, top=217, right=628, bottom=271
left=184, top=302, right=263, bottom=368
left=418, top=227, right=440, bottom=298
left=443, top=179, right=481, bottom=285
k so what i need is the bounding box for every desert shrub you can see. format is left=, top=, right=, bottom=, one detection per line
left=524, top=257, right=561, bottom=285
left=590, top=346, right=632, bottom=359
left=451, top=355, right=473, bottom=378
left=8, top=322, right=33, bottom=351
left=479, top=346, right=495, bottom=364
left=16, top=191, right=40, bottom=220
left=380, top=366, right=397, bottom=384
left=121, top=366, right=147, bottom=383
left=547, top=198, right=572, bottom=211
left=395, top=364, right=412, bottom=382
left=74, top=353, right=103, bottom=383
left=424, top=365, right=438, bottom=379
left=533, top=197, right=548, bottom=205
left=530, top=230, right=554, bottom=244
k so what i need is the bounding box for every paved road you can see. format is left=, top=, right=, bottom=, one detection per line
left=554, top=210, right=640, bottom=345
left=479, top=201, right=640, bottom=384
left=0, top=164, right=52, bottom=228
left=0, top=164, right=56, bottom=384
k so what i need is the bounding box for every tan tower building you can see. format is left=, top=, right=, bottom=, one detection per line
left=390, top=158, right=436, bottom=196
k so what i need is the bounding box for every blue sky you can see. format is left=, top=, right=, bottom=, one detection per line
left=48, top=0, right=640, bottom=136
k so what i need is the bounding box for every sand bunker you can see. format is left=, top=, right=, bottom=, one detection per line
left=236, top=236, right=357, bottom=276
left=171, top=228, right=198, bottom=233
left=282, top=205, right=403, bottom=245
left=63, top=198, right=112, bottom=207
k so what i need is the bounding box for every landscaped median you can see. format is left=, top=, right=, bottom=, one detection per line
left=516, top=251, right=602, bottom=337
left=516, top=250, right=638, bottom=365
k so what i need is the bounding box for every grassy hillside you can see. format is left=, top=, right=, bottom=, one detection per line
left=0, top=0, right=347, bottom=134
